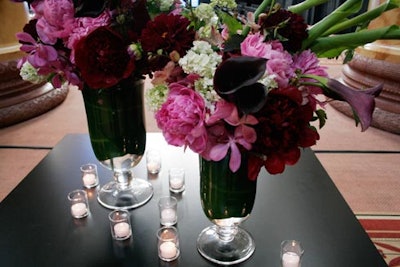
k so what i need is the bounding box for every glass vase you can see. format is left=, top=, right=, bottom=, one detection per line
left=197, top=153, right=257, bottom=265
left=82, top=77, right=153, bottom=209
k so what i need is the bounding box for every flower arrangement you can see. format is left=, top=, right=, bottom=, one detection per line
left=12, top=0, right=400, bottom=179
left=12, top=0, right=192, bottom=89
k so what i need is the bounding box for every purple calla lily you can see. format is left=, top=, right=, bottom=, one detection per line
left=213, top=56, right=268, bottom=114
left=304, top=75, right=383, bottom=131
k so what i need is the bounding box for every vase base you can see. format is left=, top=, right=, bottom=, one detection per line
left=97, top=178, right=153, bottom=209
left=197, top=225, right=255, bottom=265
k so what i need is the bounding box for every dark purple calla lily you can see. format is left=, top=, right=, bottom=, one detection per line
left=326, top=79, right=382, bottom=131
left=213, top=56, right=268, bottom=114
left=304, top=75, right=383, bottom=131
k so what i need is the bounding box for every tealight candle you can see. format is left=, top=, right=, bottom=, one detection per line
left=169, top=178, right=183, bottom=190
left=157, top=226, right=180, bottom=262
left=282, top=252, right=300, bottom=267
left=113, top=222, right=131, bottom=239
left=82, top=173, right=96, bottom=187
left=168, top=168, right=185, bottom=193
left=159, top=241, right=177, bottom=259
left=147, top=162, right=161, bottom=174
left=146, top=149, right=161, bottom=174
left=109, top=210, right=132, bottom=240
left=68, top=190, right=89, bottom=219
left=161, top=208, right=176, bottom=223
left=80, top=163, right=99, bottom=188
left=71, top=202, right=88, bottom=218
left=281, top=240, right=304, bottom=267
left=158, top=196, right=178, bottom=226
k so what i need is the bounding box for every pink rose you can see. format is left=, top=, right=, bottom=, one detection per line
left=155, top=83, right=207, bottom=153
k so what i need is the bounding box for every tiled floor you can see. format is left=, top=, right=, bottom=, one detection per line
left=1, top=64, right=400, bottom=215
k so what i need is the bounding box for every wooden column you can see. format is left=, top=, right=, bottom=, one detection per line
left=0, top=1, right=68, bottom=128
left=331, top=0, right=400, bottom=134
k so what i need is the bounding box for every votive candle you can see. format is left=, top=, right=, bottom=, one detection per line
left=161, top=208, right=176, bottom=224
left=282, top=252, right=300, bottom=267
left=71, top=202, right=88, bottom=218
left=159, top=241, right=178, bottom=259
left=113, top=222, right=131, bottom=239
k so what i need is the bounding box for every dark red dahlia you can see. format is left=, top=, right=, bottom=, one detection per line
left=259, top=8, right=308, bottom=52
left=140, top=13, right=195, bottom=71
left=249, top=86, right=319, bottom=176
left=74, top=26, right=135, bottom=89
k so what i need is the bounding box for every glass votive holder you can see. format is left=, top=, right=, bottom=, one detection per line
left=68, top=189, right=89, bottom=219
left=146, top=149, right=162, bottom=174
left=157, top=226, right=180, bottom=262
left=158, top=196, right=178, bottom=226
left=80, top=163, right=99, bottom=188
left=168, top=168, right=185, bottom=193
left=109, top=209, right=132, bottom=241
left=281, top=240, right=304, bottom=267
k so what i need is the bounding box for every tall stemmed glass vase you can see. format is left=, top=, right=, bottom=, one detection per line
left=197, top=152, right=257, bottom=265
left=82, top=77, right=153, bottom=209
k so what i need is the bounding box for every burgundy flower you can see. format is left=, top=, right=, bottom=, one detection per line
left=74, top=26, right=135, bottom=89
left=259, top=8, right=308, bottom=53
left=249, top=86, right=319, bottom=176
left=140, top=14, right=195, bottom=71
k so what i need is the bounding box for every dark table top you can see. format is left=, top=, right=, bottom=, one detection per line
left=0, top=133, right=387, bottom=267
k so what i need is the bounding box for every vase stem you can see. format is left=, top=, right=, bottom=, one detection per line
left=114, top=171, right=133, bottom=190
left=217, top=225, right=238, bottom=242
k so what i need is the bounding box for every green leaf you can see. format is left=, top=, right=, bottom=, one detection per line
left=315, top=109, right=327, bottom=129
left=302, top=0, right=364, bottom=50
left=288, top=0, right=329, bottom=14
left=322, top=0, right=400, bottom=36
left=217, top=10, right=243, bottom=35
left=310, top=25, right=400, bottom=58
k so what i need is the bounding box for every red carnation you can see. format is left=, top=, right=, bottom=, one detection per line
left=74, top=26, right=135, bottom=89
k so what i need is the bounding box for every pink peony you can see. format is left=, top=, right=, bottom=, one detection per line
left=265, top=41, right=294, bottom=87
left=155, top=83, right=208, bottom=153
left=241, top=35, right=294, bottom=87
left=240, top=32, right=269, bottom=58
left=34, top=0, right=76, bottom=45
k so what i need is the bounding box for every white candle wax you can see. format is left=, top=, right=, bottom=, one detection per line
left=282, top=252, right=300, bottom=267
left=71, top=202, right=88, bottom=217
left=147, top=162, right=160, bottom=173
left=161, top=208, right=176, bottom=223
left=170, top=177, right=183, bottom=190
left=82, top=173, right=96, bottom=186
left=159, top=241, right=177, bottom=259
left=113, top=222, right=131, bottom=238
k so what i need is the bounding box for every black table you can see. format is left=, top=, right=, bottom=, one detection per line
left=0, top=133, right=387, bottom=267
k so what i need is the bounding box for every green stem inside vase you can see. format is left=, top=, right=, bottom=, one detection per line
left=82, top=78, right=146, bottom=161
left=199, top=154, right=257, bottom=220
